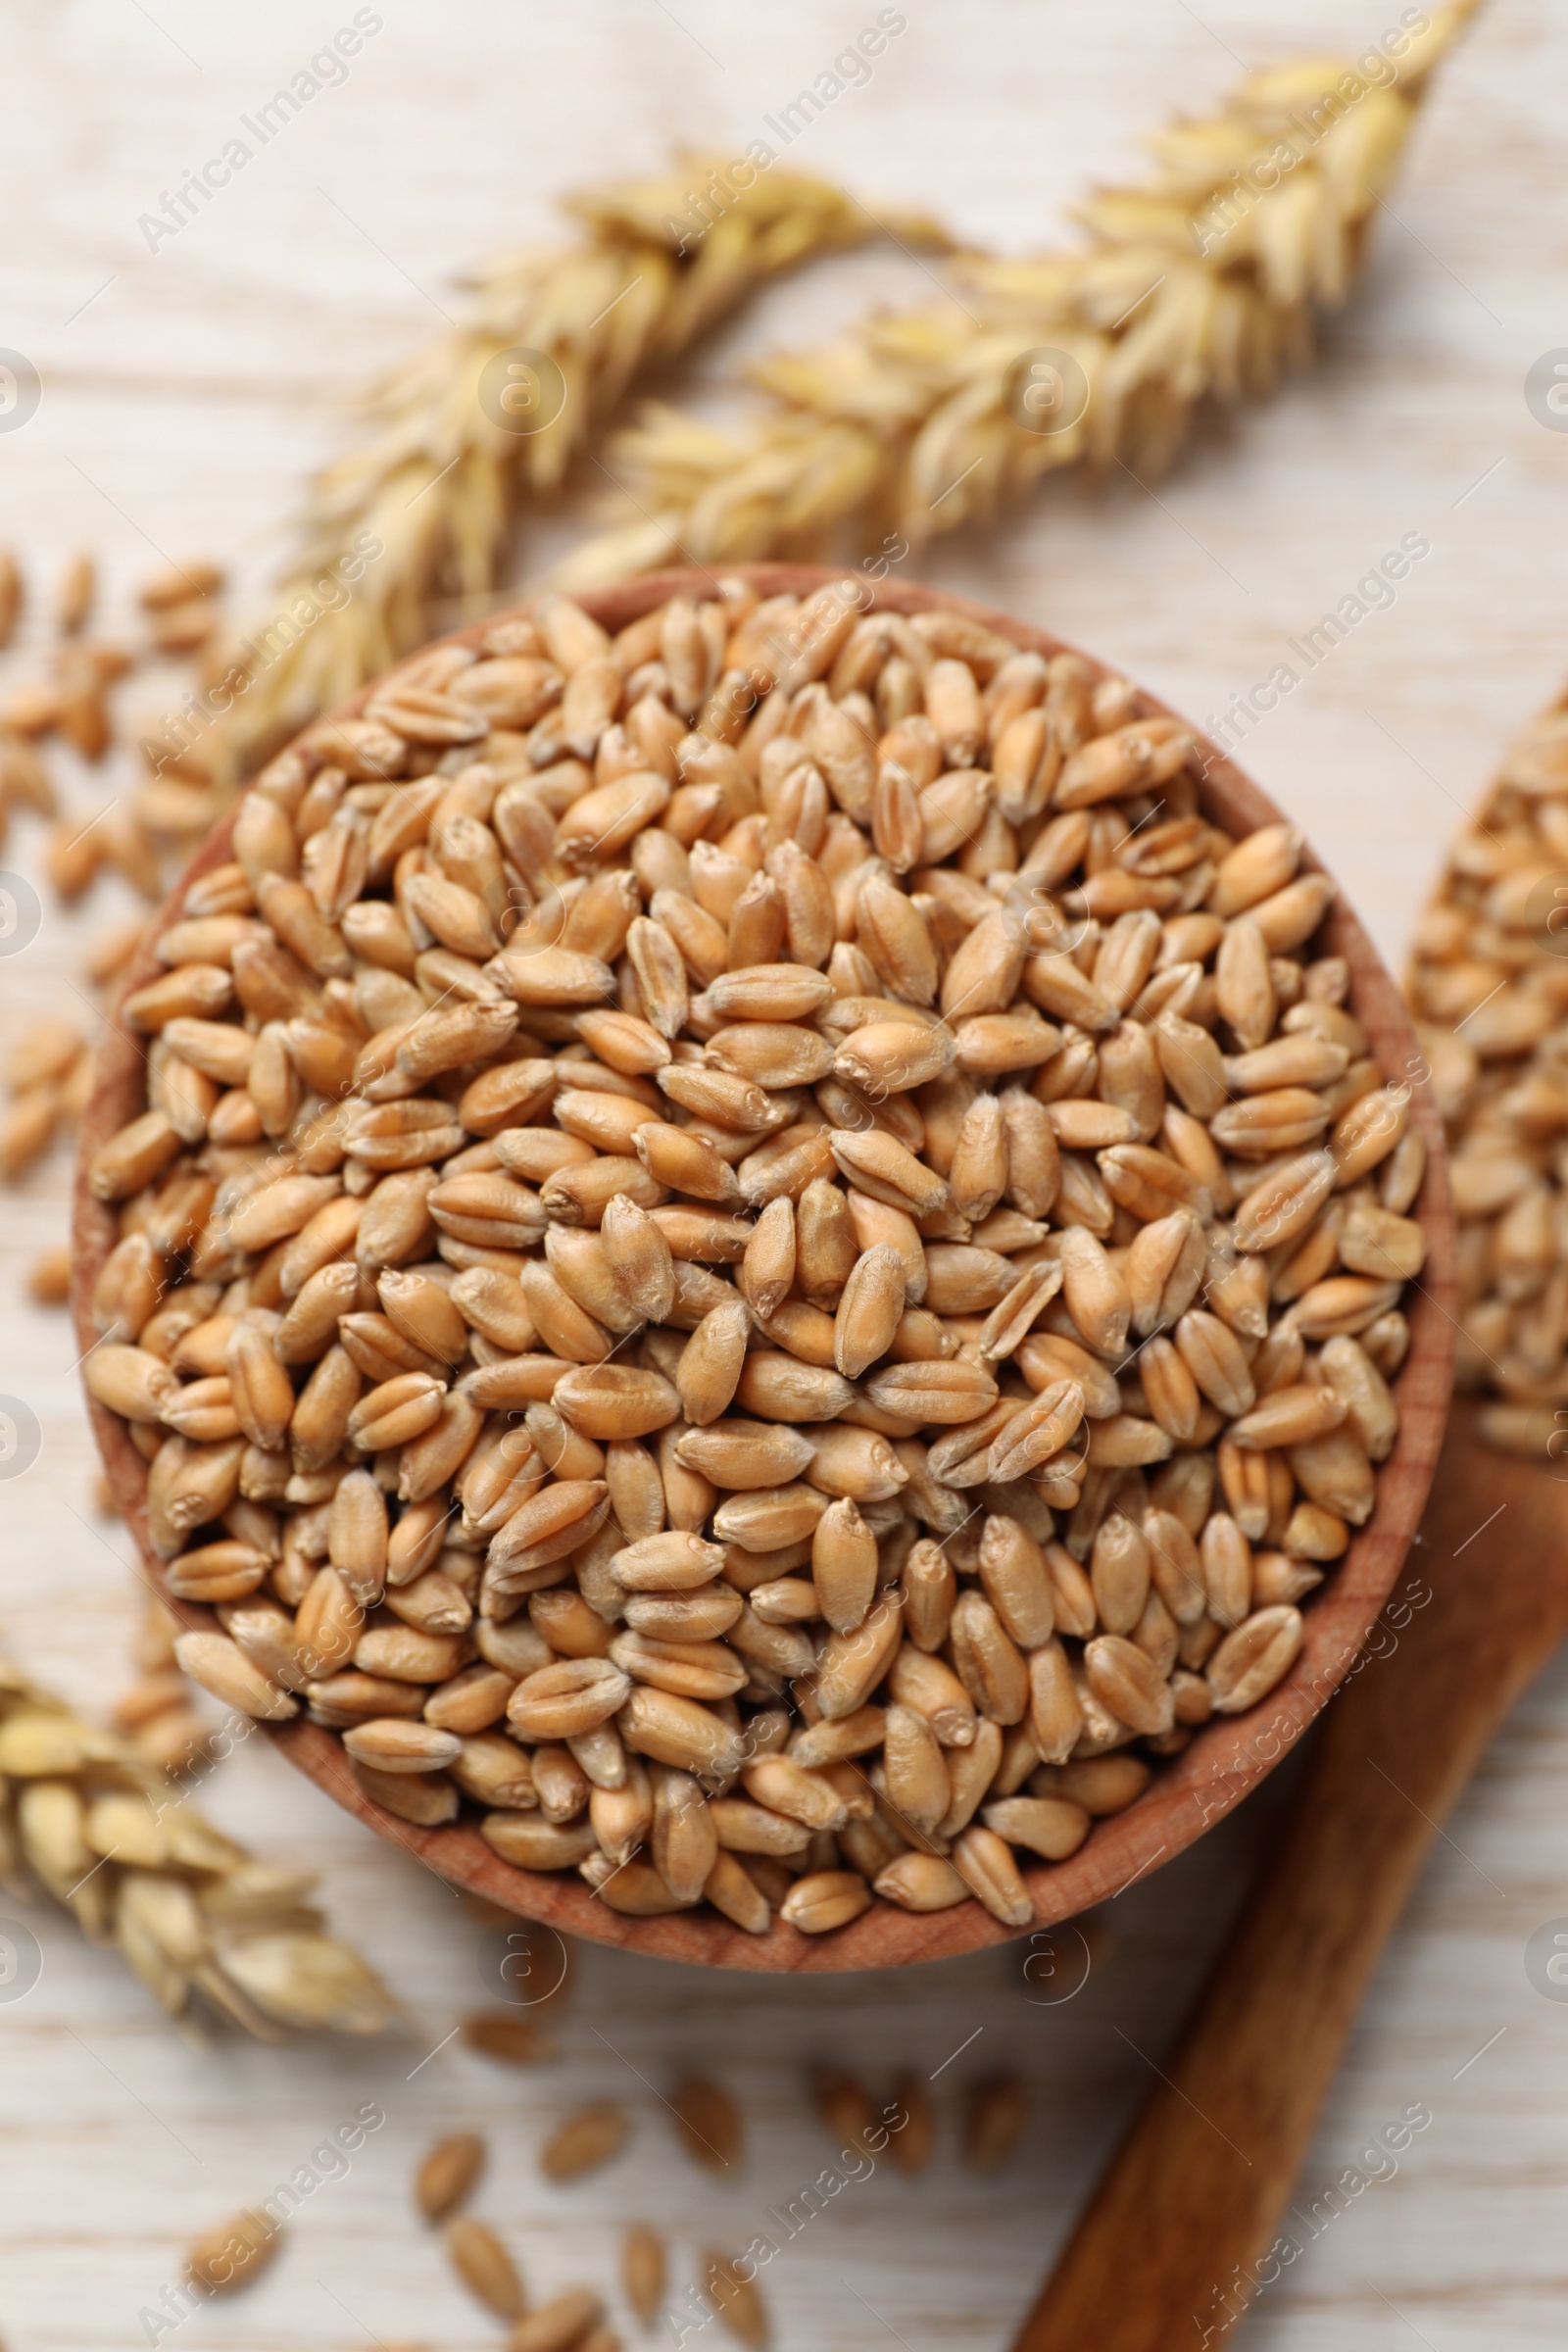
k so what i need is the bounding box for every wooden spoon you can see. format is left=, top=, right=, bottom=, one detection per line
left=1012, top=1398, right=1561, bottom=2351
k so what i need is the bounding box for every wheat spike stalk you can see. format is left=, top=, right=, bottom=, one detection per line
left=555, top=4, right=1480, bottom=588
left=0, top=1650, right=394, bottom=2037
left=202, top=160, right=946, bottom=784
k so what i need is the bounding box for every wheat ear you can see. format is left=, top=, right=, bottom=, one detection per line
left=205, top=159, right=946, bottom=783
left=555, top=3, right=1482, bottom=587
left=0, top=1650, right=394, bottom=2037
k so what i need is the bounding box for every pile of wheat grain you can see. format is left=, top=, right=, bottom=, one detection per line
left=83, top=577, right=1424, bottom=1935
left=1408, top=687, right=1568, bottom=1454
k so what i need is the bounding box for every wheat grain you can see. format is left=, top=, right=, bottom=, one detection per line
left=962, top=2075, right=1029, bottom=2174
left=448, top=2215, right=526, bottom=2318
left=0, top=548, right=21, bottom=647
left=622, top=2223, right=665, bottom=2328
left=541, top=2102, right=631, bottom=2181
left=417, top=2131, right=486, bottom=2221
left=669, top=2076, right=743, bottom=2172
left=186, top=2207, right=278, bottom=2293
left=703, top=2251, right=768, bottom=2348
left=26, top=1250, right=73, bottom=1307
left=510, top=2288, right=606, bottom=2352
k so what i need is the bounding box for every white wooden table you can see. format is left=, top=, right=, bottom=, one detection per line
left=1, top=4, right=1564, bottom=2345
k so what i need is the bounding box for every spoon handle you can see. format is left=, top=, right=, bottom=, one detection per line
left=1011, top=1411, right=1566, bottom=2352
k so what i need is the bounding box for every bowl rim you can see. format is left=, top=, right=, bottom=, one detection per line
left=72, top=562, right=1456, bottom=1976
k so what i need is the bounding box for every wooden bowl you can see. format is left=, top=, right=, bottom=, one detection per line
left=73, top=564, right=1456, bottom=1974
